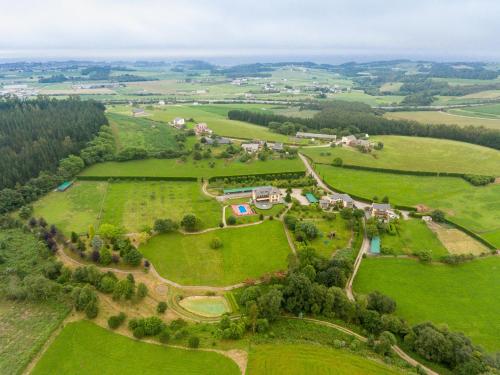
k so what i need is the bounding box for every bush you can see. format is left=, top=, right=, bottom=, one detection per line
left=158, top=329, right=171, bottom=344
left=181, top=214, right=199, bottom=232
left=227, top=216, right=236, bottom=225
left=157, top=301, right=167, bottom=314
left=210, top=237, right=223, bottom=249
left=108, top=312, right=126, bottom=329
left=333, top=157, right=343, bottom=167
left=136, top=283, right=148, bottom=300
left=133, top=326, right=145, bottom=339
left=415, top=250, right=432, bottom=263
left=367, top=291, right=396, bottom=314
left=188, top=336, right=200, bottom=348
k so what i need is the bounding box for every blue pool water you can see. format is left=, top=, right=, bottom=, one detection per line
left=238, top=205, right=248, bottom=214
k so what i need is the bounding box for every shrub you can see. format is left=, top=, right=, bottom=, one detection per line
left=227, top=216, right=236, bottom=225
left=158, top=329, right=171, bottom=344
left=181, top=214, right=199, bottom=232
left=415, top=250, right=432, bottom=263
left=367, top=291, right=396, bottom=314
left=108, top=312, right=126, bottom=329
left=333, top=157, right=343, bottom=167
left=133, top=326, right=145, bottom=339
left=210, top=237, right=223, bottom=249
left=188, top=336, right=200, bottom=348
left=157, top=301, right=167, bottom=314
left=136, top=283, right=148, bottom=300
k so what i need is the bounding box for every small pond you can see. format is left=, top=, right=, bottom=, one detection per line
left=179, top=296, right=231, bottom=317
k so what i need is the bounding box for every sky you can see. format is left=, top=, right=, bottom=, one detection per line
left=0, top=0, right=499, bottom=62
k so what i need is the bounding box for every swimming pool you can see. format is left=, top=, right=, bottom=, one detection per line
left=238, top=205, right=248, bottom=214
left=231, top=203, right=254, bottom=216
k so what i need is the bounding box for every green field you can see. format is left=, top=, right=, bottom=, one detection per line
left=315, top=165, right=500, bottom=248
left=108, top=112, right=180, bottom=151
left=33, top=180, right=221, bottom=234
left=354, top=257, right=500, bottom=352
left=381, top=219, right=448, bottom=258
left=32, top=321, right=240, bottom=375
left=140, top=221, right=290, bottom=286
left=248, top=343, right=403, bottom=375
left=108, top=104, right=298, bottom=143
left=302, top=136, right=500, bottom=176
left=384, top=111, right=500, bottom=130
left=448, top=104, right=500, bottom=119
left=80, top=157, right=305, bottom=179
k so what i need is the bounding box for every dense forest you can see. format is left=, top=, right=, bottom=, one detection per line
left=0, top=98, right=107, bottom=189
left=228, top=101, right=500, bottom=150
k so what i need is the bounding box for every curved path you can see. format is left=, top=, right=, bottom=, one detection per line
left=287, top=317, right=438, bottom=375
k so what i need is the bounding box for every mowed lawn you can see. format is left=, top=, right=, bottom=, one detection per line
left=302, top=136, right=500, bottom=176
left=315, top=165, right=500, bottom=248
left=32, top=321, right=240, bottom=375
left=354, top=257, right=500, bottom=352
left=108, top=112, right=180, bottom=151
left=33, top=181, right=221, bottom=234
left=101, top=181, right=221, bottom=232
left=108, top=104, right=296, bottom=143
left=140, top=221, right=291, bottom=286
left=247, top=343, right=403, bottom=375
left=80, top=157, right=305, bottom=179
left=384, top=110, right=500, bottom=130
left=381, top=219, right=448, bottom=258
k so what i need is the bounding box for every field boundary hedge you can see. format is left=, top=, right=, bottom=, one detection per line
left=77, top=176, right=198, bottom=182
left=207, top=171, right=306, bottom=183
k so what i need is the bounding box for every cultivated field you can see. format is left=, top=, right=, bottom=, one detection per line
left=247, top=343, right=403, bottom=375
left=315, top=165, right=500, bottom=248
left=32, top=180, right=221, bottom=234
left=426, top=222, right=489, bottom=255
left=302, top=135, right=500, bottom=176
left=380, top=219, right=448, bottom=258
left=80, top=157, right=305, bottom=179
left=384, top=111, right=500, bottom=130
left=448, top=103, right=500, bottom=119
left=140, top=221, right=290, bottom=286
left=354, top=257, right=500, bottom=352
left=32, top=321, right=240, bottom=375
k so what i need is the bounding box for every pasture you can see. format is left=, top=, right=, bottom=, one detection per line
left=247, top=343, right=404, bottom=375
left=32, top=180, right=222, bottom=234
left=354, top=257, right=500, bottom=351
left=31, top=321, right=240, bottom=375
left=302, top=136, right=500, bottom=176
left=426, top=222, right=489, bottom=255
left=380, top=219, right=448, bottom=258
left=140, top=220, right=290, bottom=286
left=80, top=157, right=305, bottom=179
left=108, top=112, right=180, bottom=151
left=448, top=103, right=500, bottom=119
left=108, top=104, right=297, bottom=143
left=315, top=165, right=500, bottom=248
left=384, top=110, right=500, bottom=130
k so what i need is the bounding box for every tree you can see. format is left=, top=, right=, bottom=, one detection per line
left=123, top=248, right=143, bottom=266
left=333, top=157, right=343, bottom=167
left=99, top=248, right=112, bottom=266
left=108, top=312, right=126, bottom=329
left=258, top=288, right=283, bottom=321
left=98, top=223, right=123, bottom=240
left=284, top=192, right=292, bottom=203
left=58, top=155, right=85, bottom=179
left=227, top=215, right=237, bottom=225
left=367, top=291, right=396, bottom=314
left=91, top=235, right=102, bottom=251
left=375, top=331, right=397, bottom=356
left=70, top=231, right=79, bottom=243
left=247, top=301, right=259, bottom=333
left=431, top=210, right=445, bottom=222
left=158, top=329, right=170, bottom=343
left=19, top=205, right=33, bottom=220
left=181, top=214, right=199, bottom=232
left=188, top=336, right=200, bottom=348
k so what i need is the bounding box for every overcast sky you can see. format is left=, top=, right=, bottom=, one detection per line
left=1, top=0, right=499, bottom=62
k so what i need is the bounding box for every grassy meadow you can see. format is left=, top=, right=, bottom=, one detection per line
left=354, top=257, right=500, bottom=352
left=80, top=156, right=305, bottom=179
left=247, top=343, right=404, bottom=375
left=384, top=111, right=500, bottom=130
left=108, top=112, right=181, bottom=151
left=302, top=136, right=500, bottom=176
left=140, top=220, right=290, bottom=286
left=315, top=165, right=500, bottom=248
left=32, top=180, right=221, bottom=234
left=381, top=219, right=448, bottom=258
left=32, top=321, right=240, bottom=375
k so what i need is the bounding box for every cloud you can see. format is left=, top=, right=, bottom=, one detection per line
left=0, top=0, right=499, bottom=60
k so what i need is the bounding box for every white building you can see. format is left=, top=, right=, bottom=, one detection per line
left=241, top=143, right=260, bottom=153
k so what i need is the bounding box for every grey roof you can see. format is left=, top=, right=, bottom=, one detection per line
left=205, top=137, right=232, bottom=145
left=272, top=142, right=284, bottom=150
left=132, top=108, right=145, bottom=113
left=343, top=135, right=357, bottom=141
left=253, top=186, right=280, bottom=197
left=372, top=203, right=391, bottom=211
left=296, top=132, right=336, bottom=140
left=329, top=193, right=353, bottom=202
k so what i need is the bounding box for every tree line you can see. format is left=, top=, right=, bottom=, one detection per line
left=227, top=101, right=500, bottom=150
left=0, top=97, right=107, bottom=189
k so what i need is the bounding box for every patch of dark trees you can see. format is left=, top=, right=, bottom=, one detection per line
left=227, top=101, right=500, bottom=150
